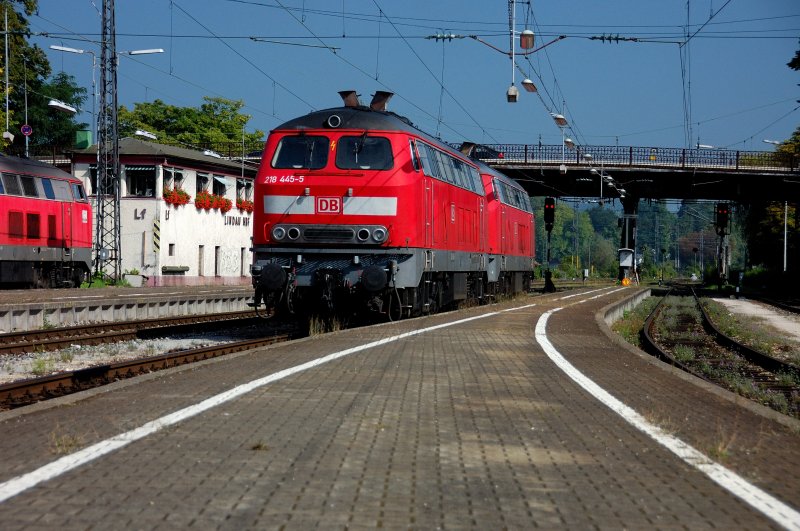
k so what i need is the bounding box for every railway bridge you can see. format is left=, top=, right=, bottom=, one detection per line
left=473, top=143, right=799, bottom=279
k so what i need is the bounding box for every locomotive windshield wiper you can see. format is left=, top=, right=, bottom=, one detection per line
left=353, top=131, right=368, bottom=164
left=355, top=131, right=368, bottom=153
left=305, top=137, right=316, bottom=168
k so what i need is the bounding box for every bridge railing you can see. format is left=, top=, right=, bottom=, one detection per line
left=481, top=144, right=798, bottom=172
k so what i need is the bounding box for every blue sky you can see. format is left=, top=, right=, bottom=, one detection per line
left=31, top=1, right=799, bottom=150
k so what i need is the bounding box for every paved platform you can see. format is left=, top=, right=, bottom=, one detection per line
left=0, top=285, right=253, bottom=332
left=0, top=287, right=798, bottom=529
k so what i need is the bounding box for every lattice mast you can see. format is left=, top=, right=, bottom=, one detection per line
left=94, top=0, right=121, bottom=280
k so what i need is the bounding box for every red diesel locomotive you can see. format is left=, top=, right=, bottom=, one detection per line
left=250, top=91, right=534, bottom=319
left=0, top=154, right=92, bottom=288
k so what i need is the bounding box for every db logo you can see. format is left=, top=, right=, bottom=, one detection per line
left=316, top=197, right=341, bottom=214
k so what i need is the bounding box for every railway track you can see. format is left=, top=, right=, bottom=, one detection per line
left=0, top=312, right=304, bottom=410
left=642, top=288, right=800, bottom=418
left=0, top=310, right=261, bottom=355
left=0, top=334, right=297, bottom=410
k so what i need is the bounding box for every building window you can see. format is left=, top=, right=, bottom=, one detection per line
left=212, top=175, right=229, bottom=197
left=169, top=243, right=175, bottom=257
left=88, top=165, right=117, bottom=195
left=196, top=172, right=209, bottom=194
left=237, top=179, right=253, bottom=200
left=125, top=166, right=156, bottom=197
left=164, top=167, right=185, bottom=190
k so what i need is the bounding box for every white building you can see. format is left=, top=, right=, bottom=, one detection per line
left=70, top=137, right=259, bottom=286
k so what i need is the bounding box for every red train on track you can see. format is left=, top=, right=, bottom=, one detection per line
left=250, top=91, right=535, bottom=319
left=0, top=154, right=92, bottom=288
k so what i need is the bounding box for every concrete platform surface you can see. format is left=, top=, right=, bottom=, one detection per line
left=0, top=287, right=798, bottom=529
left=0, top=285, right=253, bottom=332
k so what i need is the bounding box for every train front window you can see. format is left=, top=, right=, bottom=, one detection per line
left=272, top=135, right=328, bottom=169
left=336, top=135, right=393, bottom=170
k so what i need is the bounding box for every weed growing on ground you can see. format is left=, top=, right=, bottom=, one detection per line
left=49, top=429, right=83, bottom=455
left=672, top=345, right=695, bottom=364
left=308, top=315, right=343, bottom=336
left=611, top=296, right=659, bottom=348
left=251, top=442, right=270, bottom=451
left=31, top=356, right=55, bottom=376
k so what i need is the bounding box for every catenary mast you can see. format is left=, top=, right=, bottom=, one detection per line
left=95, top=0, right=121, bottom=280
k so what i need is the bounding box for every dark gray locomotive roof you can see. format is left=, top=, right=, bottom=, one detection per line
left=276, top=106, right=522, bottom=186
left=274, top=106, right=470, bottom=160
left=0, top=153, right=74, bottom=179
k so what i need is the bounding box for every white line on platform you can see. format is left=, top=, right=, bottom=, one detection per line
left=557, top=286, right=616, bottom=300
left=0, top=303, right=539, bottom=504
left=535, top=308, right=800, bottom=531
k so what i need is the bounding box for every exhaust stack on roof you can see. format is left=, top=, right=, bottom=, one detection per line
left=339, top=90, right=361, bottom=107
left=369, top=91, right=393, bottom=111
left=459, top=142, right=476, bottom=156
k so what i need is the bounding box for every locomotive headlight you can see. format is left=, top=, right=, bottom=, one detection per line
left=287, top=227, right=301, bottom=240
left=357, top=228, right=371, bottom=242
left=272, top=226, right=286, bottom=240
left=372, top=227, right=388, bottom=243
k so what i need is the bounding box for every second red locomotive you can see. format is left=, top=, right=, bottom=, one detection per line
left=250, top=91, right=534, bottom=319
left=0, top=154, right=92, bottom=288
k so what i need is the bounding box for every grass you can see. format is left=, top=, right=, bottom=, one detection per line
left=31, top=357, right=55, bottom=376
left=611, top=296, right=659, bottom=348
left=49, top=429, right=83, bottom=455
left=706, top=424, right=736, bottom=462
left=702, top=297, right=800, bottom=366
left=308, top=315, right=343, bottom=336
left=672, top=344, right=695, bottom=364
left=41, top=310, right=56, bottom=330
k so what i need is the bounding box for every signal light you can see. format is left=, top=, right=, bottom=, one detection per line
left=544, top=197, right=555, bottom=232
left=715, top=202, right=729, bottom=234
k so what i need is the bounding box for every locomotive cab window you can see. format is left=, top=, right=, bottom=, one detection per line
left=336, top=135, right=393, bottom=170
left=71, top=183, right=88, bottom=202
left=272, top=135, right=328, bottom=170
left=48, top=179, right=73, bottom=201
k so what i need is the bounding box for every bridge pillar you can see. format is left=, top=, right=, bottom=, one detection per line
left=618, top=197, right=638, bottom=282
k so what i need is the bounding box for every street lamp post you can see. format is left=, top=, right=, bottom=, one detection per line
left=50, top=45, right=163, bottom=144
left=551, top=112, right=568, bottom=167
left=50, top=45, right=97, bottom=142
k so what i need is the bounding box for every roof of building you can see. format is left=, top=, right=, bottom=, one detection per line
left=69, top=137, right=258, bottom=176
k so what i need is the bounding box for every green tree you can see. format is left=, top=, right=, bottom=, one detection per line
left=0, top=0, right=52, bottom=150
left=26, top=71, right=87, bottom=150
left=590, top=237, right=618, bottom=277
left=118, top=96, right=264, bottom=149
left=587, top=205, right=619, bottom=241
